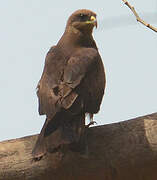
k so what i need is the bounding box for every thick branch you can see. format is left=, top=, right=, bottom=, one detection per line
left=122, top=0, right=157, bottom=32
left=1, top=113, right=157, bottom=180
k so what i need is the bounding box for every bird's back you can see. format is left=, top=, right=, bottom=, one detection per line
left=76, top=51, right=105, bottom=114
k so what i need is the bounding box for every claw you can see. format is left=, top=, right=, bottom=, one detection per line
left=86, top=121, right=97, bottom=128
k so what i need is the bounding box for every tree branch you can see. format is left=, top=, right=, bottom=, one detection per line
left=1, top=113, right=157, bottom=180
left=122, top=0, right=157, bottom=32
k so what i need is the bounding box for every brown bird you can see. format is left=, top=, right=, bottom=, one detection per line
left=32, top=9, right=106, bottom=159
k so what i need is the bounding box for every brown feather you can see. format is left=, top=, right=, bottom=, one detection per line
left=32, top=9, right=106, bottom=159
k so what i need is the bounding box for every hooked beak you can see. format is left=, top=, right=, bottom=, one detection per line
left=90, top=16, right=97, bottom=28
left=85, top=16, right=98, bottom=28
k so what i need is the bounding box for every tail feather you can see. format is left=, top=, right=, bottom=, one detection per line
left=32, top=111, right=85, bottom=159
left=32, top=118, right=49, bottom=159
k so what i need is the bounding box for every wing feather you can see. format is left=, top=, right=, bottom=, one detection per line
left=37, top=47, right=99, bottom=116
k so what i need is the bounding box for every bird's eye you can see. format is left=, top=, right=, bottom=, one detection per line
left=79, top=14, right=87, bottom=21
left=80, top=13, right=84, bottom=17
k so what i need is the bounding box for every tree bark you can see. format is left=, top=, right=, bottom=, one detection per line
left=0, top=113, right=157, bottom=180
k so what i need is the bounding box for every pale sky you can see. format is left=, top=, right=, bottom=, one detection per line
left=0, top=0, right=157, bottom=141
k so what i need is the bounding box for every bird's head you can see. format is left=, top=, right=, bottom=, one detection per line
left=66, top=9, right=97, bottom=34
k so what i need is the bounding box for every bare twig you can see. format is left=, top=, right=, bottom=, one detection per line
left=122, top=0, right=157, bottom=32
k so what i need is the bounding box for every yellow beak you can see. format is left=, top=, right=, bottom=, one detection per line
left=86, top=16, right=97, bottom=28
left=90, top=16, right=96, bottom=21
left=90, top=16, right=97, bottom=28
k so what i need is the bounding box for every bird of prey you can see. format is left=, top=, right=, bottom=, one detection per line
left=32, top=9, right=106, bottom=159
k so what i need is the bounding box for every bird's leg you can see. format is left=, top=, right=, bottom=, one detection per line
left=85, top=113, right=97, bottom=128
